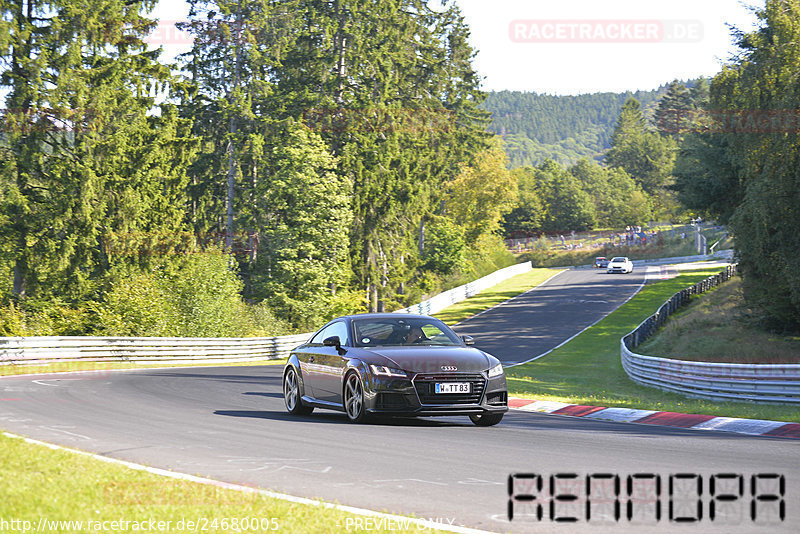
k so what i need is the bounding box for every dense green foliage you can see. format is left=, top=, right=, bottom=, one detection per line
left=502, top=158, right=652, bottom=235
left=482, top=88, right=665, bottom=167
left=5, top=1, right=796, bottom=334
left=0, top=0, right=516, bottom=335
left=673, top=0, right=800, bottom=331
left=605, top=97, right=678, bottom=217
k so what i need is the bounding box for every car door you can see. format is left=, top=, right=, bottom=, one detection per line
left=304, top=321, right=351, bottom=404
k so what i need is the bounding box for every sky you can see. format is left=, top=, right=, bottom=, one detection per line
left=150, top=0, right=763, bottom=95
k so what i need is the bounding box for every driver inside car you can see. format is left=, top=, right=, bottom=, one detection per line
left=404, top=326, right=425, bottom=344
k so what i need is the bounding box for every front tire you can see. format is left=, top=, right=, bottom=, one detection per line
left=284, top=367, right=313, bottom=415
left=344, top=372, right=368, bottom=423
left=469, top=412, right=504, bottom=426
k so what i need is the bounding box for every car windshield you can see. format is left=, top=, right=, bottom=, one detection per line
left=352, top=317, right=463, bottom=347
left=611, top=257, right=627, bottom=262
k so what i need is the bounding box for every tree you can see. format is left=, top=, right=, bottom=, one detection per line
left=674, top=131, right=742, bottom=223
left=605, top=97, right=676, bottom=213
left=443, top=136, right=517, bottom=242
left=272, top=0, right=491, bottom=312
left=692, top=0, right=800, bottom=330
left=536, top=160, right=596, bottom=232
left=655, top=80, right=694, bottom=138
left=246, top=122, right=353, bottom=329
left=178, top=0, right=300, bottom=246
left=0, top=0, right=195, bottom=305
left=569, top=158, right=651, bottom=227
left=501, top=166, right=545, bottom=236
left=422, top=218, right=466, bottom=275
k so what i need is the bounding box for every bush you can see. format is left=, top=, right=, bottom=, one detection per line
left=423, top=220, right=466, bottom=275
left=94, top=266, right=182, bottom=337
left=95, top=253, right=291, bottom=337
left=0, top=299, right=96, bottom=337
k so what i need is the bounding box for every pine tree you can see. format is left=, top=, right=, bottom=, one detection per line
left=605, top=97, right=676, bottom=207
left=272, top=0, right=490, bottom=312
left=655, top=81, right=693, bottom=137
left=0, top=0, right=195, bottom=304
left=179, top=1, right=356, bottom=326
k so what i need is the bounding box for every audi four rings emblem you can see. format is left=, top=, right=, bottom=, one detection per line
left=441, top=365, right=458, bottom=371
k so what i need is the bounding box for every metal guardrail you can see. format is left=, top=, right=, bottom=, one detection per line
left=1, top=262, right=533, bottom=366
left=621, top=265, right=800, bottom=404
left=0, top=333, right=313, bottom=365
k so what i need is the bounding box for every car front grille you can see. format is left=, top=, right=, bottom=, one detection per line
left=413, top=373, right=486, bottom=405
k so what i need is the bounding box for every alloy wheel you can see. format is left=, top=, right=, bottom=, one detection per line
left=344, top=372, right=367, bottom=423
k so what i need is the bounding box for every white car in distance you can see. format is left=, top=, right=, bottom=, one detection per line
left=607, top=256, right=634, bottom=274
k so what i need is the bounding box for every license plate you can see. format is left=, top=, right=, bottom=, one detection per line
left=435, top=382, right=471, bottom=394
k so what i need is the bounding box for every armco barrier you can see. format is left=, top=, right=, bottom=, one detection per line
left=1, top=262, right=533, bottom=366
left=0, top=333, right=313, bottom=365
left=621, top=265, right=800, bottom=404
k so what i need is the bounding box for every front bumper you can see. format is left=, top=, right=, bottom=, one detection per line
left=363, top=371, right=508, bottom=417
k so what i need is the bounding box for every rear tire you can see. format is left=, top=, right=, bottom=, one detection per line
left=284, top=367, right=313, bottom=415
left=469, top=412, right=504, bottom=426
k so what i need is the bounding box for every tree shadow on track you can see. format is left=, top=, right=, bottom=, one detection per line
left=213, top=409, right=468, bottom=427
left=148, top=371, right=282, bottom=386
left=243, top=391, right=283, bottom=399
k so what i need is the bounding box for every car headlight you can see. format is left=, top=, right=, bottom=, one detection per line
left=369, top=364, right=407, bottom=378
left=488, top=362, right=504, bottom=378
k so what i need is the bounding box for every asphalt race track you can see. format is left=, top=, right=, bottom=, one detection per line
left=1, top=266, right=797, bottom=533
left=453, top=267, right=646, bottom=364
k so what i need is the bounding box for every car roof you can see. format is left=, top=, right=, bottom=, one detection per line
left=340, top=312, right=435, bottom=321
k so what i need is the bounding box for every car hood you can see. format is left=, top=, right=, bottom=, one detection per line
left=357, top=346, right=492, bottom=374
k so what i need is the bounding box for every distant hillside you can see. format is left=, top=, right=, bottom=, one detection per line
left=482, top=88, right=667, bottom=168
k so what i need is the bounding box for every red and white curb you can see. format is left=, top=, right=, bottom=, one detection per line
left=509, top=398, right=800, bottom=439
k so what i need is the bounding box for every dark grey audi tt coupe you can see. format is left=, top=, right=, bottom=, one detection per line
left=282, top=313, right=508, bottom=425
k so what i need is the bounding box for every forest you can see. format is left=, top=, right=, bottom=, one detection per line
left=2, top=0, right=799, bottom=336
left=482, top=88, right=666, bottom=167
left=672, top=0, right=800, bottom=331
left=0, top=0, right=516, bottom=336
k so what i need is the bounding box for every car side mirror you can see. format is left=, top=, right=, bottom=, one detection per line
left=462, top=335, right=474, bottom=346
left=323, top=336, right=346, bottom=355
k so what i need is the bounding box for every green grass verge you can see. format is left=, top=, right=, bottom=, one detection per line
left=434, top=267, right=563, bottom=325
left=506, top=269, right=800, bottom=423
left=637, top=276, right=800, bottom=364
left=0, top=432, right=447, bottom=533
